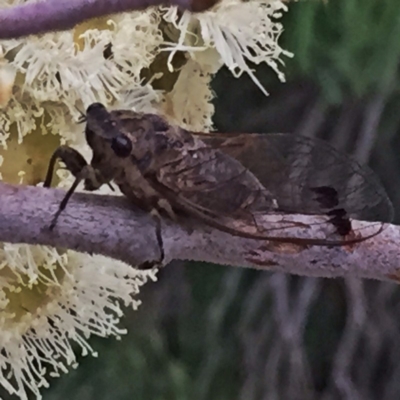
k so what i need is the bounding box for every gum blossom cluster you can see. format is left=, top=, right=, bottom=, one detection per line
left=0, top=0, right=290, bottom=398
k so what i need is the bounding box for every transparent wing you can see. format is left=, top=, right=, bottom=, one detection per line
left=180, top=132, right=393, bottom=244
left=143, top=130, right=392, bottom=245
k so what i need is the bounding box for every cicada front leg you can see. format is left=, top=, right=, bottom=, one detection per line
left=44, top=146, right=104, bottom=230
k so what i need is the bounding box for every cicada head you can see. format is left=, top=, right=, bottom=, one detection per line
left=85, top=103, right=132, bottom=159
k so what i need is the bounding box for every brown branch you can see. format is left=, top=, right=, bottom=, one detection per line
left=0, top=181, right=399, bottom=282
left=0, top=0, right=218, bottom=40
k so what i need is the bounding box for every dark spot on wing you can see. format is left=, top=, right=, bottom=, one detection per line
left=311, top=186, right=339, bottom=208
left=311, top=186, right=351, bottom=236
left=326, top=208, right=352, bottom=236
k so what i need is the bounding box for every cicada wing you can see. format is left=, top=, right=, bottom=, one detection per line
left=190, top=132, right=394, bottom=242
left=148, top=133, right=390, bottom=245
left=149, top=171, right=384, bottom=246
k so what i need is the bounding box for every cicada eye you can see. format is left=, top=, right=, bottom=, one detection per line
left=111, top=134, right=132, bottom=158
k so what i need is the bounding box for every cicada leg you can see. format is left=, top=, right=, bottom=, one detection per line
left=138, top=208, right=165, bottom=270
left=44, top=146, right=104, bottom=230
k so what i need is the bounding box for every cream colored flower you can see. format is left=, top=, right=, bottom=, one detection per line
left=0, top=245, right=156, bottom=400
left=162, top=0, right=292, bottom=95
left=161, top=58, right=215, bottom=131
left=0, top=8, right=165, bottom=399
left=0, top=0, right=291, bottom=398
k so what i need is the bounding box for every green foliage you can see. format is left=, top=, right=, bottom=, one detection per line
left=284, top=0, right=400, bottom=103
left=44, top=335, right=194, bottom=400
left=44, top=264, right=245, bottom=400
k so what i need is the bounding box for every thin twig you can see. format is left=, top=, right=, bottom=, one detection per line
left=1, top=182, right=400, bottom=282
left=0, top=0, right=219, bottom=40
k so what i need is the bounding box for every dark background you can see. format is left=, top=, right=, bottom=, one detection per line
left=43, top=0, right=400, bottom=399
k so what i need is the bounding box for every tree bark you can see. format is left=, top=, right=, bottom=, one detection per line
left=0, top=182, right=399, bottom=283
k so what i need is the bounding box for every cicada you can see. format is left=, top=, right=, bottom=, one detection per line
left=44, top=103, right=394, bottom=250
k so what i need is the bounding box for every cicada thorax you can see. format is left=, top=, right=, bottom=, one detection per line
left=109, top=110, right=171, bottom=140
